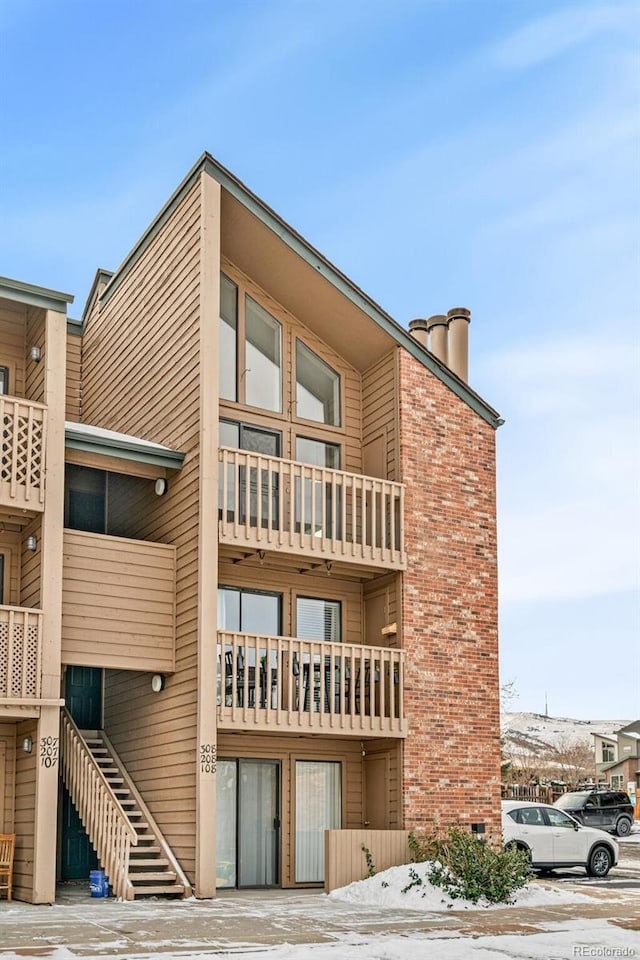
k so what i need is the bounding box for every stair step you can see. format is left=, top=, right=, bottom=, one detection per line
left=129, top=871, right=177, bottom=882
left=132, top=884, right=184, bottom=897
left=130, top=845, right=161, bottom=855
left=128, top=857, right=169, bottom=868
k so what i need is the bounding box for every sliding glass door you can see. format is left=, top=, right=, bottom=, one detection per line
left=216, top=758, right=281, bottom=888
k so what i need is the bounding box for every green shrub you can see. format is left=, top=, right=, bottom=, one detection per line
left=406, top=827, right=532, bottom=905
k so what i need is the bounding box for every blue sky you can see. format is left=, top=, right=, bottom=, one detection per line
left=1, top=0, right=638, bottom=720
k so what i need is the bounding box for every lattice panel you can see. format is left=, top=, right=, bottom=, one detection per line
left=0, top=615, right=41, bottom=698
left=0, top=414, right=13, bottom=482
left=0, top=622, right=8, bottom=696
left=24, top=622, right=40, bottom=695
left=1, top=410, right=44, bottom=492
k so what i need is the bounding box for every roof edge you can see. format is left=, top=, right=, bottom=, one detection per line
left=95, top=152, right=503, bottom=429
left=0, top=275, right=74, bottom=312
left=65, top=425, right=185, bottom=470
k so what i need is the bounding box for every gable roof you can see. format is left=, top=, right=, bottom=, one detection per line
left=83, top=152, right=502, bottom=429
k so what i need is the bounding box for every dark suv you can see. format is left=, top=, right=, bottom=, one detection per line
left=554, top=788, right=635, bottom=837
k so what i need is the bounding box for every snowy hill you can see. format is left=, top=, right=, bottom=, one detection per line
left=501, top=712, right=629, bottom=758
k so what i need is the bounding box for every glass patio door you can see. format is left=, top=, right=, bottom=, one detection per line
left=216, top=758, right=280, bottom=888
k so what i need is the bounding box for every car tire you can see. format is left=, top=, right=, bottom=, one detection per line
left=587, top=844, right=613, bottom=878
left=616, top=817, right=632, bottom=838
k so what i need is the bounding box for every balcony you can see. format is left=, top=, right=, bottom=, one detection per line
left=217, top=631, right=406, bottom=738
left=62, top=530, right=176, bottom=672
left=0, top=396, right=47, bottom=514
left=0, top=606, right=42, bottom=711
left=218, top=447, right=406, bottom=571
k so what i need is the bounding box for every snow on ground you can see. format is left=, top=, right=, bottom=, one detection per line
left=328, top=861, right=594, bottom=911
left=1, top=919, right=637, bottom=960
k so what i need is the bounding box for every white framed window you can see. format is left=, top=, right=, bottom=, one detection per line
left=295, top=340, right=341, bottom=426
left=219, top=274, right=282, bottom=413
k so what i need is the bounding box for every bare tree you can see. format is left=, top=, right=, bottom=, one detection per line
left=543, top=736, right=595, bottom=787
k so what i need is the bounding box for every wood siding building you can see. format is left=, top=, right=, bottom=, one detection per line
left=0, top=153, right=502, bottom=903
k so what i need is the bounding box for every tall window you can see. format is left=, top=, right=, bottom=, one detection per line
left=218, top=275, right=282, bottom=413
left=219, top=420, right=282, bottom=528
left=296, top=597, right=341, bottom=644
left=0, top=366, right=9, bottom=395
left=295, top=761, right=342, bottom=882
left=295, top=437, right=341, bottom=469
left=296, top=341, right=340, bottom=426
left=245, top=297, right=282, bottom=412
left=219, top=274, right=238, bottom=401
left=602, top=744, right=615, bottom=763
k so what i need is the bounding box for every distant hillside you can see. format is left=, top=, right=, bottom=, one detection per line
left=501, top=712, right=630, bottom=758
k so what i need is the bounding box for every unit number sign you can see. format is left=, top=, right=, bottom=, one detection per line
left=40, top=736, right=59, bottom=768
left=200, top=744, right=217, bottom=774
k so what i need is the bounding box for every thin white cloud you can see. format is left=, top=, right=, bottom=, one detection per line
left=492, top=2, right=638, bottom=69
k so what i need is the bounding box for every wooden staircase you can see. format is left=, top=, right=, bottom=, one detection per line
left=61, top=710, right=191, bottom=899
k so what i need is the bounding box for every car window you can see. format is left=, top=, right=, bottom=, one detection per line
left=556, top=793, right=588, bottom=810
left=601, top=794, right=621, bottom=807
left=507, top=810, right=521, bottom=824
left=520, top=807, right=545, bottom=826
left=585, top=795, right=600, bottom=807
left=546, top=808, right=575, bottom=828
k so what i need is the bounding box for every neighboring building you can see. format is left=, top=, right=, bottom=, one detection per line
left=0, top=153, right=502, bottom=903
left=594, top=721, right=640, bottom=791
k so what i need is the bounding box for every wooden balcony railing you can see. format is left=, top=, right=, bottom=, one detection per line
left=217, top=631, right=406, bottom=737
left=218, top=447, right=406, bottom=570
left=60, top=709, right=137, bottom=900
left=0, top=606, right=42, bottom=702
left=0, top=396, right=47, bottom=511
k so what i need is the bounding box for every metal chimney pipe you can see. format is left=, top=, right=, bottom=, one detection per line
left=408, top=318, right=429, bottom=348
left=447, top=307, right=471, bottom=382
left=426, top=314, right=448, bottom=366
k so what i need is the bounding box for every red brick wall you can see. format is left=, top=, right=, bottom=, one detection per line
left=398, top=349, right=502, bottom=837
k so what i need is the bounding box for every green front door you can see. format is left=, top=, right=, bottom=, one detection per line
left=61, top=667, right=103, bottom=880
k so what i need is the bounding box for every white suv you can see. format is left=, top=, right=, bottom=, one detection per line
left=502, top=800, right=619, bottom=877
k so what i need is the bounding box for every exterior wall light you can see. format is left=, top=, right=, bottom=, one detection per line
left=26, top=535, right=37, bottom=551
left=30, top=345, right=42, bottom=362
left=154, top=478, right=168, bottom=496
left=151, top=674, right=165, bottom=693
left=22, top=737, right=33, bottom=754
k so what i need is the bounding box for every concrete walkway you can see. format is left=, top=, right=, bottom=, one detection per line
left=0, top=882, right=638, bottom=958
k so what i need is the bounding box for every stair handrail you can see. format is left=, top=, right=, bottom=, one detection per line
left=100, top=729, right=192, bottom=897
left=60, top=708, right=137, bottom=900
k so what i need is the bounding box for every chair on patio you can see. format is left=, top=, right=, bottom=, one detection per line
left=0, top=833, right=16, bottom=901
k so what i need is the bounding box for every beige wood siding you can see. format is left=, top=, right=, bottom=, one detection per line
left=362, top=349, right=399, bottom=482
left=65, top=333, right=82, bottom=420
left=0, top=301, right=26, bottom=397
left=13, top=718, right=37, bottom=901
left=220, top=259, right=363, bottom=474
left=216, top=732, right=363, bottom=887
left=61, top=529, right=176, bottom=672
left=25, top=308, right=45, bottom=405
left=0, top=725, right=16, bottom=832
left=84, top=180, right=204, bottom=882
left=20, top=519, right=42, bottom=609
left=363, top=573, right=400, bottom=648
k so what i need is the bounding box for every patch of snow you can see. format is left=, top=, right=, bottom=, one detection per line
left=328, top=861, right=593, bottom=912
